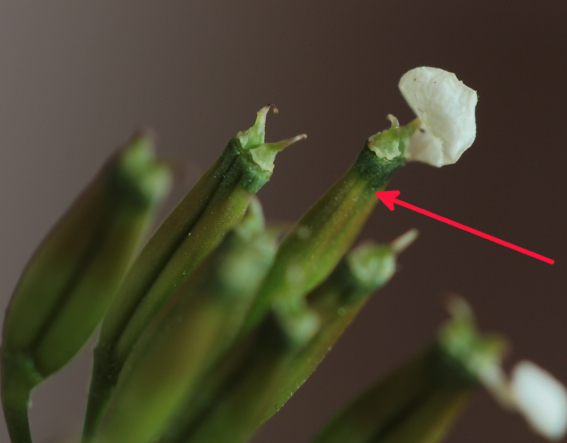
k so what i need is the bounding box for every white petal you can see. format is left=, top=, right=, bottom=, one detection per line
left=511, top=361, right=567, bottom=441
left=399, top=67, right=478, bottom=167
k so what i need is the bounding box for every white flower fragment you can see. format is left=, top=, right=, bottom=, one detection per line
left=399, top=67, right=478, bottom=167
left=440, top=298, right=567, bottom=441
left=511, top=361, right=567, bottom=441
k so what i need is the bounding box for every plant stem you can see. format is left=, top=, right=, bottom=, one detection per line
left=1, top=351, right=42, bottom=443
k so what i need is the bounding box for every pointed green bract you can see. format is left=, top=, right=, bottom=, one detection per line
left=244, top=119, right=416, bottom=332
left=94, top=203, right=278, bottom=443
left=1, top=132, right=171, bottom=443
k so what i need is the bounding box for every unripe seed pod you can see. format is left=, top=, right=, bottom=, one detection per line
left=264, top=230, right=418, bottom=424
left=180, top=232, right=416, bottom=443
left=172, top=305, right=318, bottom=443
left=94, top=202, right=278, bottom=443
left=1, top=132, right=171, bottom=443
left=157, top=273, right=318, bottom=443
left=244, top=118, right=417, bottom=332
left=159, top=125, right=419, bottom=443
left=99, top=106, right=303, bottom=362
left=309, top=299, right=507, bottom=443
left=84, top=106, right=305, bottom=438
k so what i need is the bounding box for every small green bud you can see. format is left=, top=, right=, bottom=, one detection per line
left=94, top=204, right=278, bottom=443
left=244, top=118, right=417, bottom=332
left=84, top=107, right=304, bottom=438
left=1, top=132, right=171, bottom=443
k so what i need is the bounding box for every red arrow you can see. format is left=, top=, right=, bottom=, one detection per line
left=376, top=190, right=554, bottom=265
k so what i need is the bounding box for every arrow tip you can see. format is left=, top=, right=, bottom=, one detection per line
left=375, top=190, right=400, bottom=211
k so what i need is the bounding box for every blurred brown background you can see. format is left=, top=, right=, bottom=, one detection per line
left=0, top=1, right=565, bottom=442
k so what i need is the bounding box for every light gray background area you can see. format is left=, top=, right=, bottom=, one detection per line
left=1, top=2, right=566, bottom=442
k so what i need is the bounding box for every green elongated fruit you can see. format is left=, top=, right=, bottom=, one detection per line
left=262, top=230, right=418, bottom=425
left=156, top=270, right=317, bottom=443
left=1, top=133, right=171, bottom=443
left=84, top=106, right=304, bottom=439
left=174, top=232, right=416, bottom=443
left=309, top=299, right=507, bottom=443
left=94, top=202, right=278, bottom=443
left=159, top=122, right=419, bottom=443
left=244, top=117, right=418, bottom=332
left=162, top=230, right=420, bottom=443
left=174, top=306, right=318, bottom=443
left=157, top=326, right=259, bottom=443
